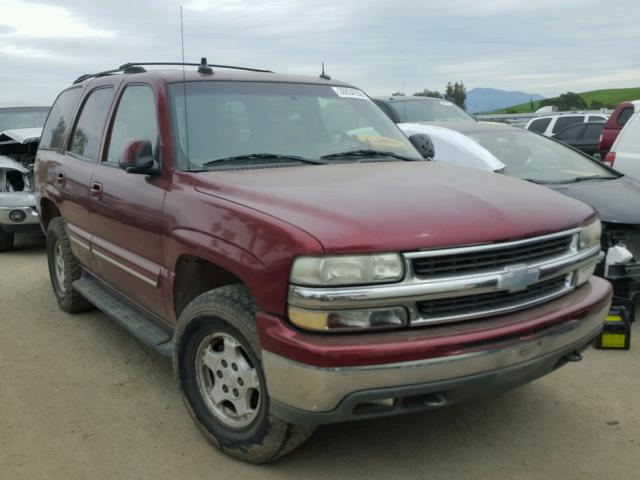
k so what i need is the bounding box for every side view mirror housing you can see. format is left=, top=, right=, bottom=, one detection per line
left=409, top=133, right=435, bottom=159
left=118, top=139, right=159, bottom=175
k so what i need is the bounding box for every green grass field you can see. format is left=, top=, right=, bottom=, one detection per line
left=490, top=87, right=640, bottom=114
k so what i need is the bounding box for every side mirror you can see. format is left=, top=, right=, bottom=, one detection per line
left=119, top=139, right=159, bottom=175
left=409, top=133, right=435, bottom=159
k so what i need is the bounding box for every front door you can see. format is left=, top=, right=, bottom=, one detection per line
left=89, top=84, right=168, bottom=319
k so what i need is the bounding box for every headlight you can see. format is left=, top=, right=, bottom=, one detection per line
left=290, top=253, right=404, bottom=286
left=579, top=219, right=601, bottom=250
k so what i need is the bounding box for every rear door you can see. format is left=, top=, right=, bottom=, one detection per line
left=37, top=87, right=114, bottom=267
left=89, top=84, right=168, bottom=319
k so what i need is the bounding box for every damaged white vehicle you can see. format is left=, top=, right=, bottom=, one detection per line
left=0, top=127, right=44, bottom=251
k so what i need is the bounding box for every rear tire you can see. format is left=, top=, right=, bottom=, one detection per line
left=174, top=285, right=314, bottom=464
left=0, top=231, right=14, bottom=252
left=46, top=217, right=93, bottom=313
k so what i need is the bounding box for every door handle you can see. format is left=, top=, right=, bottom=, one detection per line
left=56, top=172, right=65, bottom=185
left=91, top=182, right=103, bottom=199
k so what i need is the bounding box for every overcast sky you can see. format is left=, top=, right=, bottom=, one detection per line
left=1, top=0, right=639, bottom=105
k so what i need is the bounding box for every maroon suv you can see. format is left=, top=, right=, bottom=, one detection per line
left=35, top=61, right=611, bottom=463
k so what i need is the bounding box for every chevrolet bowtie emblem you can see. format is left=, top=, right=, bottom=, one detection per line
left=498, top=265, right=540, bottom=292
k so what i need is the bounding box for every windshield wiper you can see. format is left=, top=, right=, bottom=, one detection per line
left=202, top=153, right=326, bottom=167
left=321, top=149, right=419, bottom=162
left=553, top=175, right=616, bottom=184
left=524, top=175, right=615, bottom=185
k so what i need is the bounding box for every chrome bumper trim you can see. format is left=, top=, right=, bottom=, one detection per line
left=289, top=245, right=600, bottom=324
left=264, top=297, right=607, bottom=413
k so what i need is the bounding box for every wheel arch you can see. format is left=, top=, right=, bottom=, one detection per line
left=40, top=198, right=61, bottom=234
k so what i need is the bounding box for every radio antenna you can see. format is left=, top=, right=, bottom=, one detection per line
left=319, top=61, right=331, bottom=80
left=180, top=6, right=191, bottom=166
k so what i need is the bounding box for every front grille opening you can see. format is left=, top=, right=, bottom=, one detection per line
left=416, top=276, right=568, bottom=320
left=412, top=235, right=572, bottom=278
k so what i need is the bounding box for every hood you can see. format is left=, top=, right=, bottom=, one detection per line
left=0, top=156, right=29, bottom=173
left=0, top=128, right=42, bottom=145
left=549, top=176, right=640, bottom=224
left=194, top=162, right=595, bottom=253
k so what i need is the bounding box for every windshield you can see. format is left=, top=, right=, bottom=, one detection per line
left=390, top=100, right=474, bottom=123
left=0, top=107, right=49, bottom=132
left=466, top=129, right=617, bottom=183
left=168, top=82, right=421, bottom=169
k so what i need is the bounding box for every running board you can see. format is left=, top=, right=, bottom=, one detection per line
left=73, top=272, right=173, bottom=357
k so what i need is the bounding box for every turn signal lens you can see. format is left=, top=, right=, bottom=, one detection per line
left=288, top=306, right=408, bottom=332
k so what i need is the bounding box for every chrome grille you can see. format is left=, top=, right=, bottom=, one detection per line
left=411, top=235, right=573, bottom=278
left=416, top=275, right=569, bottom=321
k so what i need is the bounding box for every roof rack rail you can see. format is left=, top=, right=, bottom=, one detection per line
left=118, top=61, right=273, bottom=74
left=72, top=59, right=273, bottom=85
left=73, top=65, right=146, bottom=84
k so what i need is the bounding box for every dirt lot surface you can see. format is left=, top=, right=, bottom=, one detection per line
left=1, top=234, right=639, bottom=480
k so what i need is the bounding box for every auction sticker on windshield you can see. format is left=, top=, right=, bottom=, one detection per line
left=332, top=86, right=369, bottom=100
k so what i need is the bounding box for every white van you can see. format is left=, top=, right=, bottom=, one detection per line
left=607, top=110, right=640, bottom=179
left=525, top=113, right=608, bottom=137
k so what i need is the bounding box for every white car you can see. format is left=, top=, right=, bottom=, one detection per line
left=525, top=113, right=608, bottom=137
left=607, top=107, right=640, bottom=180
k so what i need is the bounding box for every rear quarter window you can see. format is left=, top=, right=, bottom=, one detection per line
left=527, top=118, right=551, bottom=133
left=39, top=88, right=82, bottom=150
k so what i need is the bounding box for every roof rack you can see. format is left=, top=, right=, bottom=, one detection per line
left=73, top=59, right=273, bottom=84
left=73, top=65, right=147, bottom=84
left=119, top=60, right=273, bottom=74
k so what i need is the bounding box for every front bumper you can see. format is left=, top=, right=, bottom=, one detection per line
left=261, top=276, right=611, bottom=425
left=0, top=205, right=40, bottom=233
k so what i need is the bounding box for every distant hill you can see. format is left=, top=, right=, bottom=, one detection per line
left=466, top=88, right=544, bottom=114
left=490, top=87, right=640, bottom=113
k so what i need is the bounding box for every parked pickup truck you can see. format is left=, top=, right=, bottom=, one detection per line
left=35, top=61, right=611, bottom=464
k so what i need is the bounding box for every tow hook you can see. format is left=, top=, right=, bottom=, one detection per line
left=563, top=351, right=583, bottom=362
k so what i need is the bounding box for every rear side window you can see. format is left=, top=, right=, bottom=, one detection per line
left=106, top=85, right=159, bottom=165
left=555, top=124, right=583, bottom=140
left=39, top=88, right=81, bottom=150
left=527, top=118, right=551, bottom=133
left=552, top=116, right=584, bottom=134
left=587, top=116, right=606, bottom=123
left=617, top=107, right=633, bottom=126
left=68, top=88, right=114, bottom=160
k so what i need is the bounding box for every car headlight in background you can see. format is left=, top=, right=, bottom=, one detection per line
left=290, top=253, right=404, bottom=286
left=579, top=219, right=601, bottom=250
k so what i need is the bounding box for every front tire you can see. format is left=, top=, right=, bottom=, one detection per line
left=174, top=285, right=314, bottom=464
left=0, top=230, right=14, bottom=252
left=46, top=217, right=93, bottom=313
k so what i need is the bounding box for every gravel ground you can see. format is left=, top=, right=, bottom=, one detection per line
left=1, top=233, right=639, bottom=480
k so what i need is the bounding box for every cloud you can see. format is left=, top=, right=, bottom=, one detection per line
left=0, top=0, right=113, bottom=39
left=0, top=0, right=639, bottom=105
